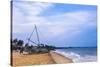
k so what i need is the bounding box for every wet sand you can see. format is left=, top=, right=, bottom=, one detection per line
left=50, top=52, right=73, bottom=64
left=11, top=51, right=73, bottom=66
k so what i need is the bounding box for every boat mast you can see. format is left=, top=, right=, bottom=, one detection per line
left=35, top=25, right=40, bottom=46
left=27, top=27, right=35, bottom=44
left=27, top=24, right=41, bottom=46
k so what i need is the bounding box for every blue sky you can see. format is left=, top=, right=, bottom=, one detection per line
left=12, top=1, right=97, bottom=47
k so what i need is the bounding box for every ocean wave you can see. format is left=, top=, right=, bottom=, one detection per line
left=53, top=50, right=97, bottom=63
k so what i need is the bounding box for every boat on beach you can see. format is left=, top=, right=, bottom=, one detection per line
left=11, top=25, right=73, bottom=66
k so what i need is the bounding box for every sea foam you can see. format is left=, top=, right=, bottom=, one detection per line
left=54, top=50, right=97, bottom=63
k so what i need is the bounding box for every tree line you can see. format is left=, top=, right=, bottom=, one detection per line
left=11, top=38, right=56, bottom=54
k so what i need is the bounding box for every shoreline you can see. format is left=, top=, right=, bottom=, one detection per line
left=11, top=51, right=73, bottom=66
left=50, top=51, right=73, bottom=64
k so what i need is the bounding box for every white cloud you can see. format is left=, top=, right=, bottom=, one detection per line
left=40, top=11, right=96, bottom=38
left=13, top=1, right=53, bottom=16
left=13, top=2, right=97, bottom=40
left=13, top=1, right=54, bottom=33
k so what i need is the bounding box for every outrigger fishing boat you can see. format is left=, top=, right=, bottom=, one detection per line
left=12, top=25, right=69, bottom=54
left=23, top=25, right=56, bottom=54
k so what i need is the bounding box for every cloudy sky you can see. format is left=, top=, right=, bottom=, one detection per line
left=12, top=1, right=97, bottom=47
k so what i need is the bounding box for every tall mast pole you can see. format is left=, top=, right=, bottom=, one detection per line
left=27, top=27, right=35, bottom=44
left=35, top=25, right=40, bottom=46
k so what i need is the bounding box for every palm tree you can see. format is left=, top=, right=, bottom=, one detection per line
left=12, top=38, right=18, bottom=44
left=11, top=38, right=19, bottom=51
left=17, top=40, right=24, bottom=47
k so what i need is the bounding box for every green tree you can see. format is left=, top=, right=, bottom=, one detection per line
left=17, top=40, right=24, bottom=47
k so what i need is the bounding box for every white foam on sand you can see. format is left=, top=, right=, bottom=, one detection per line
left=53, top=50, right=97, bottom=63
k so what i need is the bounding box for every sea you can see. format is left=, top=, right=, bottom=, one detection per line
left=55, top=47, right=97, bottom=63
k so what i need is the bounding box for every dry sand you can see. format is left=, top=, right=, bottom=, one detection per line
left=11, top=51, right=73, bottom=66
left=11, top=52, right=55, bottom=66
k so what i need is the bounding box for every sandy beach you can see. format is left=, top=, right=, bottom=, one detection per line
left=11, top=51, right=73, bottom=66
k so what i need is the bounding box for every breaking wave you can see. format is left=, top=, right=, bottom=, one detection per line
left=54, top=50, right=97, bottom=63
